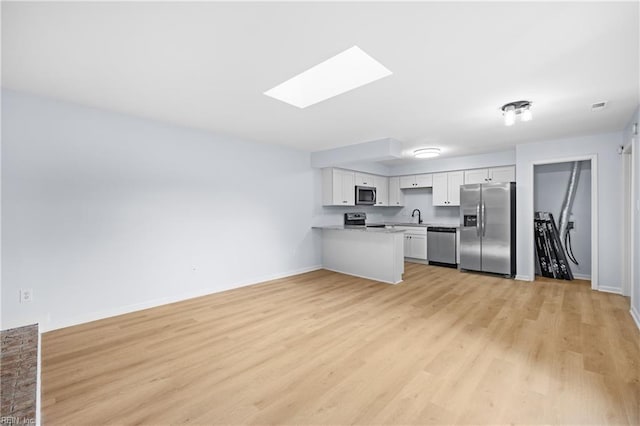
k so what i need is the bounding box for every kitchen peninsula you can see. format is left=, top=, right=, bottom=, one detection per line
left=312, top=226, right=405, bottom=284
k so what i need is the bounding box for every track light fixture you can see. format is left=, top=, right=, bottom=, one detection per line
left=501, top=100, right=532, bottom=126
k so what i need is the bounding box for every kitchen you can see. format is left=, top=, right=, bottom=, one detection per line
left=314, top=162, right=516, bottom=282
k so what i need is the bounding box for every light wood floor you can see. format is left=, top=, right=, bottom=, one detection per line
left=42, top=264, right=639, bottom=425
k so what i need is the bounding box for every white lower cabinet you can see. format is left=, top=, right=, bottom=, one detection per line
left=408, top=234, right=427, bottom=259
left=395, top=227, right=427, bottom=260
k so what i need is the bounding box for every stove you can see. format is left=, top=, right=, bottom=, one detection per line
left=344, top=212, right=366, bottom=227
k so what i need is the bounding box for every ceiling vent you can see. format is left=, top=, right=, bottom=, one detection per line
left=591, top=101, right=607, bottom=112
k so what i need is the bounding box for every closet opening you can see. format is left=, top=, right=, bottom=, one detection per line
left=532, top=158, right=595, bottom=286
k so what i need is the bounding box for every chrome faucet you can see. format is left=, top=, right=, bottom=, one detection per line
left=411, top=209, right=423, bottom=224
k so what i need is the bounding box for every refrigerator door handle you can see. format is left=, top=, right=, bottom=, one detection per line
left=481, top=201, right=487, bottom=237
left=476, top=202, right=481, bottom=237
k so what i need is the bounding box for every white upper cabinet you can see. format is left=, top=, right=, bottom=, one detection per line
left=447, top=171, right=464, bottom=205
left=373, top=175, right=389, bottom=206
left=399, top=174, right=433, bottom=189
left=488, top=166, right=515, bottom=183
left=322, top=168, right=355, bottom=206
left=464, top=169, right=489, bottom=185
left=432, top=173, right=449, bottom=205
left=415, top=174, right=433, bottom=187
left=388, top=177, right=405, bottom=206
left=355, top=172, right=375, bottom=187
left=433, top=171, right=464, bottom=206
left=464, top=166, right=515, bottom=184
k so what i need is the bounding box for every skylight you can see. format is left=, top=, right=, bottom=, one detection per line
left=264, top=46, right=392, bottom=109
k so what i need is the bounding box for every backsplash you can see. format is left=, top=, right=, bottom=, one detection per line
left=396, top=188, right=460, bottom=225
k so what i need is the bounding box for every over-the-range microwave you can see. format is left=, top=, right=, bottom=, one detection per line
left=356, top=186, right=376, bottom=205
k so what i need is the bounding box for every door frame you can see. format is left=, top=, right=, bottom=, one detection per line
left=622, top=144, right=633, bottom=296
left=528, top=154, right=598, bottom=290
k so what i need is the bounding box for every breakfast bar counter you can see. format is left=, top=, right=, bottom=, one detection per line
left=312, top=226, right=405, bottom=284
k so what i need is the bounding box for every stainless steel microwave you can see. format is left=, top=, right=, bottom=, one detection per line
left=356, top=186, right=376, bottom=205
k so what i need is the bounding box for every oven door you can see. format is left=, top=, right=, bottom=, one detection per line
left=356, top=186, right=376, bottom=205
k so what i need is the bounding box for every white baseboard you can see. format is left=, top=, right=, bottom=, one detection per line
left=40, top=265, right=322, bottom=333
left=597, top=285, right=623, bottom=295
left=405, top=258, right=429, bottom=265
left=572, top=273, right=592, bottom=280
left=322, top=267, right=401, bottom=285
left=630, top=306, right=640, bottom=331
left=515, top=274, right=533, bottom=281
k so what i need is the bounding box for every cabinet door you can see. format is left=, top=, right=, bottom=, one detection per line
left=432, top=173, right=449, bottom=206
left=410, top=235, right=427, bottom=260
left=415, top=174, right=433, bottom=188
left=355, top=172, right=374, bottom=187
left=447, top=171, right=464, bottom=206
left=374, top=175, right=389, bottom=206
left=340, top=170, right=355, bottom=205
left=464, top=169, right=489, bottom=184
left=488, top=166, right=515, bottom=183
left=404, top=235, right=412, bottom=257
left=399, top=176, right=415, bottom=189
left=389, top=177, right=405, bottom=206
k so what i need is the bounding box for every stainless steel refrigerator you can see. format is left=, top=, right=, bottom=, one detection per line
left=459, top=182, right=516, bottom=276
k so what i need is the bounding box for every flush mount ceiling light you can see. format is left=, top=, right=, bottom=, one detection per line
left=414, top=148, right=441, bottom=159
left=263, top=45, right=392, bottom=109
left=501, top=100, right=532, bottom=126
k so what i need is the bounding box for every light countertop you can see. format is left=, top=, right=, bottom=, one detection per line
left=370, top=222, right=460, bottom=229
left=312, top=225, right=405, bottom=234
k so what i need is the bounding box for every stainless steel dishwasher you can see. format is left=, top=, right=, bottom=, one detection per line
left=427, top=227, right=457, bottom=268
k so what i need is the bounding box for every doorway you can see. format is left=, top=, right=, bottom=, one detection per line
left=534, top=160, right=592, bottom=281
left=529, top=155, right=598, bottom=289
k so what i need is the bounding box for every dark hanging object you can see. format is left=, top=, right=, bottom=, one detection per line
left=534, top=212, right=574, bottom=280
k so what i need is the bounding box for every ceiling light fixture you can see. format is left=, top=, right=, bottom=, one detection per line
left=414, top=148, right=441, bottom=159
left=501, top=100, right=532, bottom=126
left=263, top=45, right=392, bottom=109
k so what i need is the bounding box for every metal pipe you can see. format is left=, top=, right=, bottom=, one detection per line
left=558, top=161, right=581, bottom=256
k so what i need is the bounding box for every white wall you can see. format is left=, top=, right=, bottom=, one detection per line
left=1, top=90, right=321, bottom=331
left=623, top=107, right=640, bottom=327
left=388, top=149, right=516, bottom=176
left=534, top=161, right=591, bottom=279
left=516, top=132, right=623, bottom=292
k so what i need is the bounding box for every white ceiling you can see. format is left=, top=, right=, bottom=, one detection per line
left=2, top=1, right=638, bottom=161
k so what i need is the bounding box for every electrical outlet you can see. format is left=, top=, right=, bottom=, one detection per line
left=19, top=289, right=33, bottom=303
